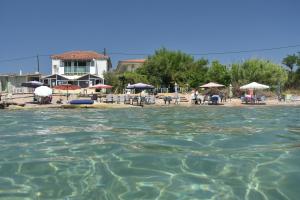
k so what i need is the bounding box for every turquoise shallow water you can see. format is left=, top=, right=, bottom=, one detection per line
left=0, top=106, right=300, bottom=200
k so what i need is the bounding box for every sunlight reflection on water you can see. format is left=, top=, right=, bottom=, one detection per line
left=0, top=106, right=300, bottom=199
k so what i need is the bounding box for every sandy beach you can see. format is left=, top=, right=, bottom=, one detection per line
left=1, top=93, right=300, bottom=110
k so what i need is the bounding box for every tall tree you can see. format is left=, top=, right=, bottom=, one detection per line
left=207, top=60, right=231, bottom=86
left=282, top=54, right=298, bottom=72
left=230, top=59, right=288, bottom=87
left=137, top=48, right=195, bottom=88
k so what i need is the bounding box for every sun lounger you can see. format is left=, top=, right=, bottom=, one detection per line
left=124, top=95, right=131, bottom=104
left=256, top=95, right=266, bottom=104
left=145, top=95, right=155, bottom=104
left=291, top=95, right=300, bottom=101
left=116, top=95, right=123, bottom=104
left=103, top=94, right=114, bottom=103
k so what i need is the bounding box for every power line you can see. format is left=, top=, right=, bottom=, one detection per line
left=108, top=44, right=300, bottom=56
left=0, top=55, right=36, bottom=63
left=0, top=44, right=299, bottom=63
left=189, top=44, right=300, bottom=56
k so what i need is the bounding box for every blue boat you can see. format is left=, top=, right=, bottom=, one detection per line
left=69, top=100, right=94, bottom=105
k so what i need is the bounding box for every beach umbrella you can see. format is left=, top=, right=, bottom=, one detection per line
left=34, top=86, right=52, bottom=97
left=21, top=81, right=44, bottom=88
left=53, top=84, right=81, bottom=90
left=240, top=82, right=269, bottom=90
left=126, top=83, right=154, bottom=89
left=126, top=83, right=154, bottom=106
left=89, top=84, right=113, bottom=89
left=199, top=82, right=225, bottom=88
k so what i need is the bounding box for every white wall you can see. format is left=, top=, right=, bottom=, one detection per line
left=90, top=66, right=96, bottom=74
left=95, top=60, right=108, bottom=78
left=52, top=59, right=63, bottom=75
left=51, top=59, right=108, bottom=78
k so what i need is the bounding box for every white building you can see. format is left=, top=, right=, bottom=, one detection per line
left=116, top=59, right=146, bottom=73
left=42, top=51, right=112, bottom=88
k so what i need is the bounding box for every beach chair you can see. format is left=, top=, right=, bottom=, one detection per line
left=256, top=95, right=266, bottom=104
left=104, top=94, right=114, bottom=103
left=163, top=96, right=172, bottom=104
left=117, top=95, right=125, bottom=104
left=145, top=95, right=155, bottom=104
left=124, top=95, right=131, bottom=104
left=291, top=95, right=300, bottom=102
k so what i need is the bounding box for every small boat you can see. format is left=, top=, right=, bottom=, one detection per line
left=69, top=99, right=94, bottom=105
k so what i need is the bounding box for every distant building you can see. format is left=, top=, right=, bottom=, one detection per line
left=116, top=59, right=146, bottom=73
left=42, top=51, right=112, bottom=88
left=0, top=73, right=41, bottom=94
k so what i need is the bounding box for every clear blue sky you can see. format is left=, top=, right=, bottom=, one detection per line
left=0, top=0, right=299, bottom=74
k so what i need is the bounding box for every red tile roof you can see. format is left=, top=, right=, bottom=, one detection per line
left=121, top=59, right=146, bottom=63
left=51, top=51, right=109, bottom=60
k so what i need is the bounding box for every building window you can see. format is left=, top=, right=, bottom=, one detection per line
left=54, top=65, right=58, bottom=74
left=63, top=60, right=89, bottom=75
left=78, top=61, right=86, bottom=66
left=64, top=61, right=71, bottom=67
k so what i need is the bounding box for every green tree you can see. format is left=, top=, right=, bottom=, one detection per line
left=123, top=72, right=148, bottom=85
left=137, top=48, right=196, bottom=89
left=282, top=53, right=300, bottom=88
left=207, top=60, right=231, bottom=86
left=230, top=59, right=288, bottom=87
left=184, top=59, right=209, bottom=88
left=103, top=71, right=119, bottom=88
left=282, top=54, right=298, bottom=72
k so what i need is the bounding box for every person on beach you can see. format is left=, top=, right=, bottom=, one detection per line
left=195, top=90, right=199, bottom=104
left=190, top=90, right=196, bottom=104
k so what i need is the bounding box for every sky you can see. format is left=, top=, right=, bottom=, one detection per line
left=0, top=0, right=299, bottom=74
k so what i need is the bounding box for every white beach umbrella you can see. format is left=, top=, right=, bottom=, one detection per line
left=126, top=83, right=154, bottom=89
left=240, top=82, right=269, bottom=90
left=34, top=86, right=53, bottom=97
left=199, top=82, right=225, bottom=88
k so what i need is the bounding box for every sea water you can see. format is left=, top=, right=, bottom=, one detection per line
left=0, top=106, right=299, bottom=200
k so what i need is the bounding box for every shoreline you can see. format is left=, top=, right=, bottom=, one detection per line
left=4, top=100, right=300, bottom=110
left=1, top=93, right=300, bottom=110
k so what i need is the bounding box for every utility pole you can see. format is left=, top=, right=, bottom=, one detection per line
left=36, top=54, right=40, bottom=73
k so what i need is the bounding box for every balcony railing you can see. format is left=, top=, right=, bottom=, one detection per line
left=64, top=72, right=89, bottom=76
left=63, top=65, right=90, bottom=76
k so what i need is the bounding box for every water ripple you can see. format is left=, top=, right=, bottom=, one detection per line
left=0, top=107, right=300, bottom=199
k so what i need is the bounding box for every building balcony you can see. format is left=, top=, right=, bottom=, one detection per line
left=63, top=72, right=90, bottom=76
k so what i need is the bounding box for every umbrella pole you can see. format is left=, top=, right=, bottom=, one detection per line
left=67, top=85, right=69, bottom=101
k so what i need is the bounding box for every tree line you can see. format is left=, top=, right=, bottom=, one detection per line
left=104, top=48, right=300, bottom=93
